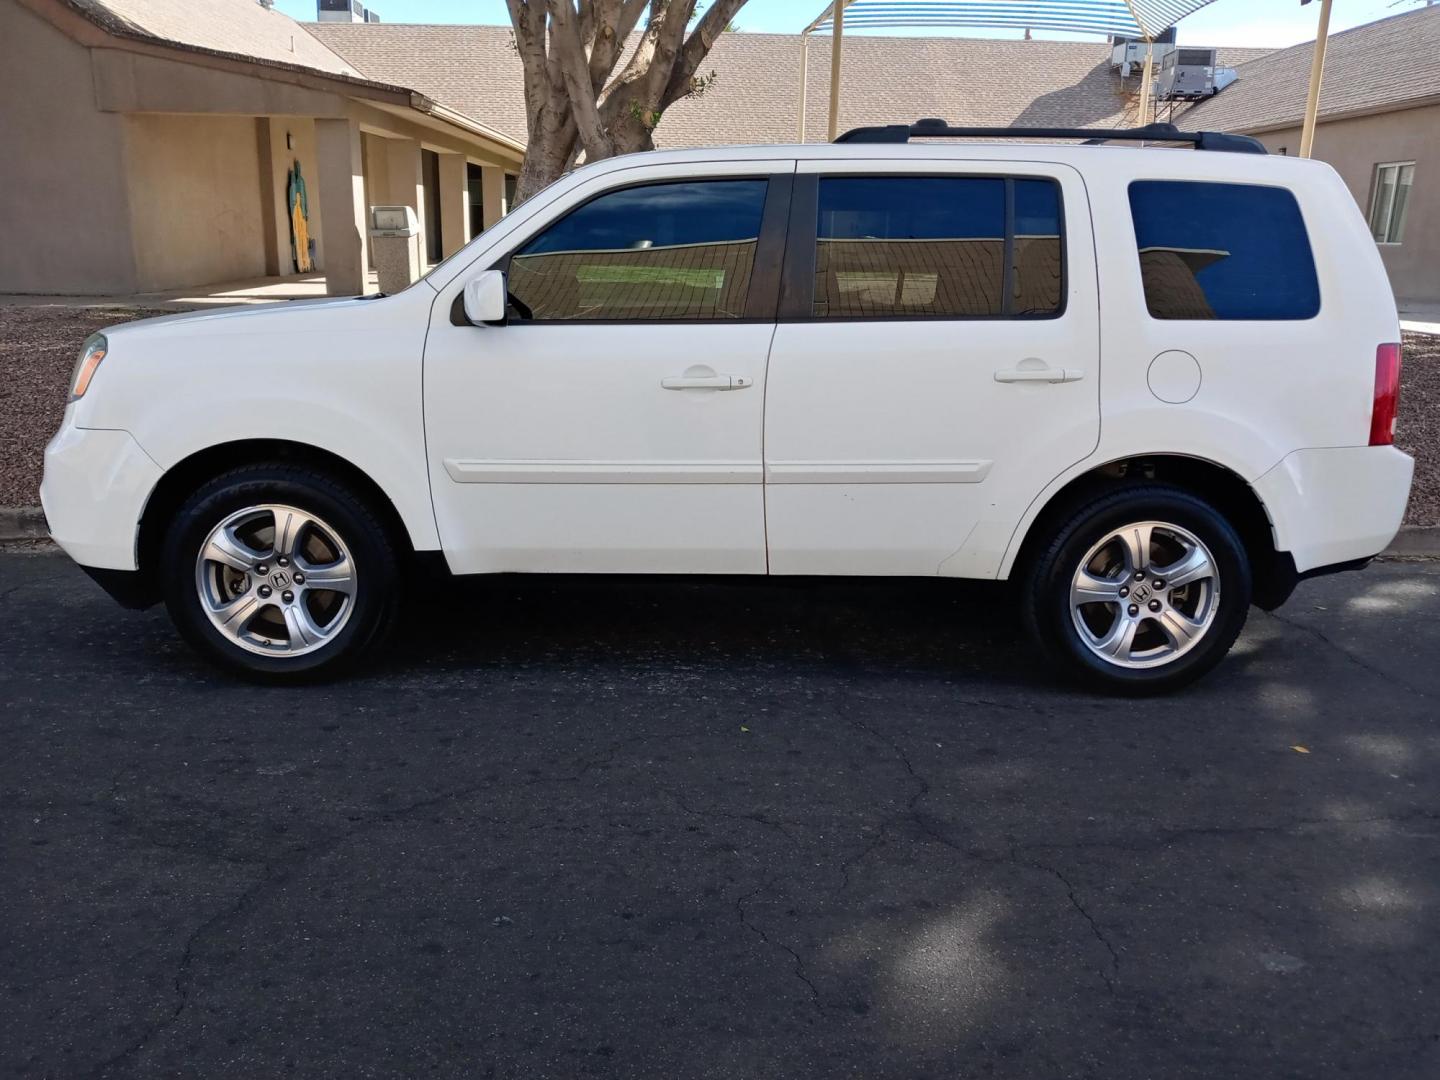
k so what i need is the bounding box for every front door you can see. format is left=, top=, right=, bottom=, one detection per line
left=424, top=165, right=793, bottom=575
left=763, top=161, right=1100, bottom=576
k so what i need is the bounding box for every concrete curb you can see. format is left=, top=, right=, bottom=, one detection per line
left=3, top=505, right=1439, bottom=556
left=0, top=507, right=46, bottom=542
left=1385, top=526, right=1440, bottom=557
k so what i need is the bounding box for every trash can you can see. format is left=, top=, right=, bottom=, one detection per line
left=369, top=205, right=422, bottom=295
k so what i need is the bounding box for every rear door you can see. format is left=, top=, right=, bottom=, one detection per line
left=763, top=160, right=1100, bottom=576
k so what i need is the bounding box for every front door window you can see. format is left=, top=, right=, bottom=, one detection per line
left=507, top=180, right=769, bottom=321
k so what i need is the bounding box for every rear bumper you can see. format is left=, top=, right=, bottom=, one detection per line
left=40, top=420, right=161, bottom=572
left=1253, top=445, right=1414, bottom=574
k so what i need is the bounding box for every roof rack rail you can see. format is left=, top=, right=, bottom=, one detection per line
left=834, top=119, right=1267, bottom=155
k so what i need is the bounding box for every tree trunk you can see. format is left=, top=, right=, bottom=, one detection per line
left=515, top=124, right=575, bottom=204
left=513, top=90, right=578, bottom=204
left=599, top=86, right=660, bottom=157
left=610, top=125, right=656, bottom=156
left=507, top=0, right=751, bottom=204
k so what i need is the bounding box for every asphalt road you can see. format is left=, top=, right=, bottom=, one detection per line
left=4, top=551, right=1439, bottom=1079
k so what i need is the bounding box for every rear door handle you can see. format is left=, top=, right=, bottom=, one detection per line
left=661, top=375, right=754, bottom=391
left=993, top=366, right=1085, bottom=384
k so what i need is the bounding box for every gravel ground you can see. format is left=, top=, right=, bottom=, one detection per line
left=0, top=305, right=181, bottom=506
left=2, top=304, right=1437, bottom=521
left=1396, top=331, right=1440, bottom=525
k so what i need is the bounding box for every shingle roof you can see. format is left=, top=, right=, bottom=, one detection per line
left=66, top=0, right=361, bottom=77
left=1183, top=6, right=1440, bottom=133
left=55, top=0, right=520, bottom=152
left=309, top=23, right=1270, bottom=148
left=309, top=23, right=530, bottom=138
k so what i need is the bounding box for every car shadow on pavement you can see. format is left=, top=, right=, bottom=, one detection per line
left=385, top=574, right=1039, bottom=686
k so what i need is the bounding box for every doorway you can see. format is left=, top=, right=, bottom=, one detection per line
left=467, top=162, right=485, bottom=239
left=421, top=149, right=443, bottom=264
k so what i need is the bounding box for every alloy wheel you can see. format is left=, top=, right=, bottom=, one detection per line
left=194, top=504, right=357, bottom=657
left=1068, top=520, right=1220, bottom=670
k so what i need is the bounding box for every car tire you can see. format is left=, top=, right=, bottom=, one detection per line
left=160, top=463, right=401, bottom=682
left=1022, top=484, right=1252, bottom=694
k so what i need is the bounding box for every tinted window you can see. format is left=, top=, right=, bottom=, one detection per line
left=508, top=180, right=767, bottom=321
left=1129, top=180, right=1320, bottom=320
left=813, top=177, right=1063, bottom=318
left=1012, top=179, right=1064, bottom=316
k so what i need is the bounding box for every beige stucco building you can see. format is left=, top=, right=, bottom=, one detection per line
left=1185, top=8, right=1440, bottom=306
left=0, top=0, right=523, bottom=296
left=2, top=0, right=1434, bottom=303
left=1256, top=108, right=1437, bottom=306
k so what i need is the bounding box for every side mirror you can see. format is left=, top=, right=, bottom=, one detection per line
left=462, top=270, right=508, bottom=325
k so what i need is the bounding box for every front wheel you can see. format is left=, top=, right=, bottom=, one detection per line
left=1023, top=485, right=1252, bottom=694
left=160, top=465, right=400, bottom=682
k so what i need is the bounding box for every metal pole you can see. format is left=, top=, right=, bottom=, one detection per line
left=1137, top=36, right=1154, bottom=128
left=1299, top=0, right=1334, bottom=158
left=798, top=36, right=809, bottom=143
left=827, top=1, right=845, bottom=142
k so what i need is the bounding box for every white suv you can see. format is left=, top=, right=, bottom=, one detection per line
left=41, top=123, right=1414, bottom=691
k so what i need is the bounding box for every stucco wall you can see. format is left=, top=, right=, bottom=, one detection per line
left=0, top=0, right=137, bottom=294
left=123, top=113, right=269, bottom=292
left=1256, top=106, right=1440, bottom=305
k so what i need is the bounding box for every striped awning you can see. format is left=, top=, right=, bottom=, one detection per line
left=806, top=0, right=1212, bottom=39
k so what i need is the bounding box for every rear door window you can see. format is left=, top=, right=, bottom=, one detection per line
left=1128, top=180, right=1320, bottom=320
left=812, top=176, right=1064, bottom=318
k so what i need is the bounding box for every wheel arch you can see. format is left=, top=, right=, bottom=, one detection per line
left=1003, top=454, right=1296, bottom=609
left=136, top=439, right=427, bottom=590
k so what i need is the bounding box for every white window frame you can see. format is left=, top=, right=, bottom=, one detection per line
left=1368, top=161, right=1415, bottom=246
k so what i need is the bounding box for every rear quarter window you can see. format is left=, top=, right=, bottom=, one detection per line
left=1128, top=180, right=1320, bottom=320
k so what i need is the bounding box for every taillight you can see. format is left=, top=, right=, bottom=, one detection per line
left=1370, top=343, right=1402, bottom=446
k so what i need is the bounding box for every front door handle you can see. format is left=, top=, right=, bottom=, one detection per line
left=994, top=366, right=1085, bottom=384
left=661, top=374, right=754, bottom=391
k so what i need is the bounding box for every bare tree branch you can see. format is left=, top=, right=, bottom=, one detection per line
left=662, top=0, right=746, bottom=107
left=590, top=0, right=648, bottom=95
left=507, top=0, right=753, bottom=200
left=643, top=0, right=696, bottom=102
left=547, top=0, right=613, bottom=160
left=506, top=0, right=548, bottom=117
left=577, top=0, right=599, bottom=50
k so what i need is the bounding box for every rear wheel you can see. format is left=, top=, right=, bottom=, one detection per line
left=1023, top=485, right=1252, bottom=693
left=161, top=465, right=400, bottom=681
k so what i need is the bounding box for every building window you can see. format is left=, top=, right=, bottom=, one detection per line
left=507, top=179, right=767, bottom=321
left=812, top=176, right=1064, bottom=319
left=1128, top=180, right=1320, bottom=320
left=1369, top=161, right=1414, bottom=245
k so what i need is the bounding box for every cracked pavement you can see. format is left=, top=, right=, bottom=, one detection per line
left=3, top=552, right=1439, bottom=1078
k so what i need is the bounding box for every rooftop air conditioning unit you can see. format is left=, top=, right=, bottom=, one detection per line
left=316, top=0, right=369, bottom=22
left=1156, top=47, right=1235, bottom=100
left=1110, top=28, right=1176, bottom=78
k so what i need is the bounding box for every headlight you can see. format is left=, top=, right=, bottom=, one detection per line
left=70, top=334, right=107, bottom=400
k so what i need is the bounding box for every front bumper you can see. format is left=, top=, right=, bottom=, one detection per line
left=40, top=419, right=162, bottom=572
left=1253, top=445, right=1414, bottom=574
